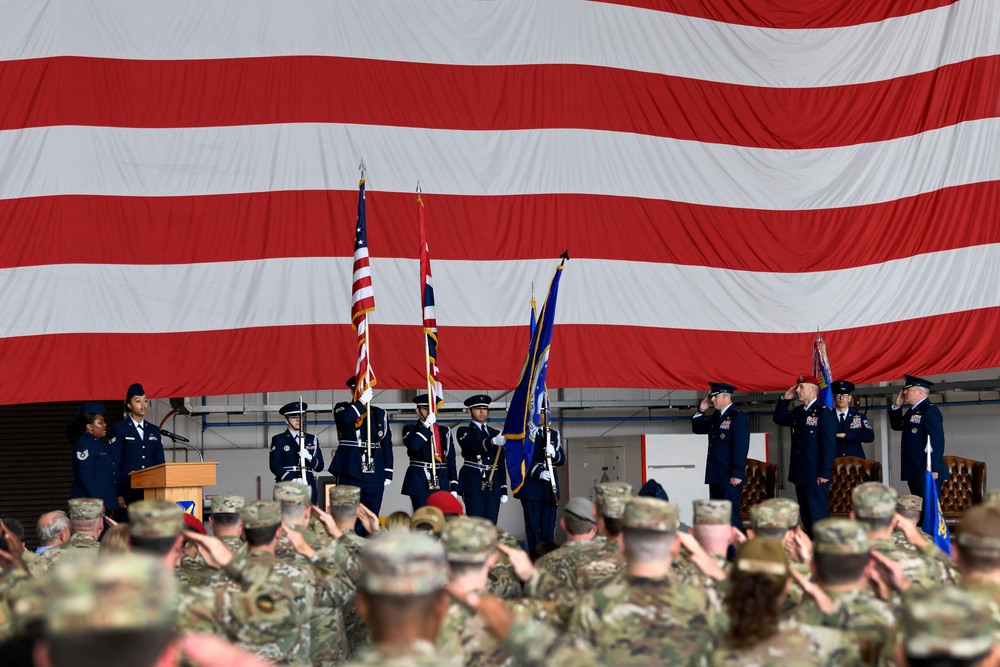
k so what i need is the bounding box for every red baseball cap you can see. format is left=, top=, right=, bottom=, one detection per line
left=426, top=491, right=464, bottom=516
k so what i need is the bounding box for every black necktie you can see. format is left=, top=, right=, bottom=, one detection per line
left=839, top=413, right=846, bottom=429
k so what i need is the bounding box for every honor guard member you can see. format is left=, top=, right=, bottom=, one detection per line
left=69, top=403, right=119, bottom=516
left=110, top=383, right=165, bottom=517
left=456, top=395, right=508, bottom=525
left=773, top=376, right=837, bottom=535
left=269, top=401, right=325, bottom=505
left=329, top=376, right=394, bottom=534
left=889, top=374, right=949, bottom=503
left=402, top=393, right=460, bottom=510
left=692, top=382, right=750, bottom=528
left=514, top=407, right=566, bottom=551
left=831, top=380, right=875, bottom=459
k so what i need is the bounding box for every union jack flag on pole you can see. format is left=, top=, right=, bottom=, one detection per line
left=419, top=192, right=444, bottom=460
left=351, top=176, right=376, bottom=412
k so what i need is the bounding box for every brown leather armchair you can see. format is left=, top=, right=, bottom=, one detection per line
left=940, top=455, right=987, bottom=526
left=828, top=456, right=883, bottom=516
left=740, top=458, right=777, bottom=529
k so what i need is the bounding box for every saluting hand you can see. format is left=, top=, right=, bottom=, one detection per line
left=783, top=385, right=797, bottom=400
left=893, top=390, right=905, bottom=409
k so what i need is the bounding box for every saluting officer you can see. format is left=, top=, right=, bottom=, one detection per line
left=773, top=375, right=837, bottom=535
left=456, top=395, right=508, bottom=524
left=329, top=376, right=393, bottom=533
left=831, top=380, right=874, bottom=459
left=268, top=401, right=325, bottom=504
left=69, top=402, right=119, bottom=516
left=401, top=393, right=460, bottom=510
left=692, top=381, right=749, bottom=528
left=110, top=383, right=165, bottom=514
left=514, top=406, right=565, bottom=551
left=889, top=374, right=949, bottom=502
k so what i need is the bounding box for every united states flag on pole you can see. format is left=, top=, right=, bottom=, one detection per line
left=1, top=2, right=998, bottom=403
left=351, top=178, right=376, bottom=410
left=419, top=194, right=444, bottom=460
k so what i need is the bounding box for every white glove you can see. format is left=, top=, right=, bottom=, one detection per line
left=423, top=412, right=436, bottom=427
left=545, top=444, right=556, bottom=458
left=500, top=494, right=509, bottom=504
left=492, top=434, right=506, bottom=447
left=359, top=388, right=373, bottom=405
left=451, top=491, right=460, bottom=499
left=299, top=448, right=313, bottom=462
left=383, top=479, right=392, bottom=487
left=539, top=470, right=551, bottom=482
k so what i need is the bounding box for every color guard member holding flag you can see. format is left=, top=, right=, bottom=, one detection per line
left=268, top=401, right=324, bottom=504
left=402, top=393, right=459, bottom=510
left=889, top=374, right=949, bottom=509
left=457, top=395, right=508, bottom=524
left=514, top=405, right=565, bottom=551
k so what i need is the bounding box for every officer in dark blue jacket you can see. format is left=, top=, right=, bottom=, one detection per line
left=831, top=380, right=875, bottom=459
left=401, top=393, right=459, bottom=510
left=109, top=383, right=165, bottom=513
left=269, top=401, right=325, bottom=505
left=513, top=407, right=565, bottom=551
left=456, top=395, right=508, bottom=524
left=329, top=376, right=393, bottom=533
left=889, top=374, right=949, bottom=503
left=773, top=376, right=837, bottom=536
left=69, top=402, right=119, bottom=516
left=692, top=381, right=749, bottom=528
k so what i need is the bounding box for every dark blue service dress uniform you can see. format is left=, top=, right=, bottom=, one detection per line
left=70, top=431, right=119, bottom=514
left=692, top=405, right=750, bottom=528
left=110, top=419, right=165, bottom=506
left=834, top=408, right=875, bottom=459
left=329, top=399, right=394, bottom=522
left=513, top=428, right=565, bottom=551
left=401, top=420, right=459, bottom=510
left=889, top=398, right=948, bottom=499
left=456, top=421, right=508, bottom=524
left=269, top=429, right=325, bottom=505
left=773, top=398, right=836, bottom=535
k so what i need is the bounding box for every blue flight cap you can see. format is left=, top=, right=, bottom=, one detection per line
left=903, top=374, right=934, bottom=390
left=708, top=382, right=737, bottom=396
left=126, top=383, right=145, bottom=402
left=76, top=402, right=106, bottom=420
left=638, top=479, right=669, bottom=502
left=464, top=395, right=492, bottom=409
left=831, top=380, right=856, bottom=395
left=278, top=401, right=308, bottom=417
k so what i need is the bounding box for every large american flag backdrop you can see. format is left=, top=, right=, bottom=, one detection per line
left=1, top=0, right=997, bottom=404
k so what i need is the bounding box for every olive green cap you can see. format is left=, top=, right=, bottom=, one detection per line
left=330, top=486, right=361, bottom=507
left=241, top=500, right=282, bottom=529
left=693, top=499, right=731, bottom=526
left=851, top=482, right=897, bottom=519
left=411, top=506, right=445, bottom=536
left=210, top=493, right=245, bottom=514
left=361, top=532, right=447, bottom=595
left=46, top=553, right=177, bottom=634
left=622, top=497, right=679, bottom=533
left=812, top=518, right=869, bottom=554
left=594, top=482, right=632, bottom=520
left=749, top=499, right=798, bottom=530
left=441, top=517, right=498, bottom=563
left=68, top=498, right=104, bottom=521
left=900, top=588, right=998, bottom=658
left=129, top=499, right=184, bottom=538
left=982, top=489, right=1000, bottom=508
left=956, top=505, right=1000, bottom=551
left=896, top=495, right=923, bottom=512
left=273, top=482, right=311, bottom=506
left=733, top=538, right=789, bottom=581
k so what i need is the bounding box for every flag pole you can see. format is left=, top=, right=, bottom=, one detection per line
left=418, top=185, right=440, bottom=490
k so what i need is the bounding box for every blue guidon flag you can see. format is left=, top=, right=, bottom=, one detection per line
left=813, top=334, right=834, bottom=409
left=502, top=253, right=567, bottom=493
left=923, top=450, right=952, bottom=555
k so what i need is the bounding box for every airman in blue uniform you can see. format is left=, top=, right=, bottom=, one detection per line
left=110, top=383, right=165, bottom=513
left=889, top=374, right=949, bottom=503
left=456, top=395, right=508, bottom=525
left=773, top=375, right=837, bottom=535
left=692, top=381, right=749, bottom=528
left=401, top=393, right=459, bottom=510
left=329, top=376, right=393, bottom=534
left=268, top=400, right=325, bottom=504
left=513, top=407, right=565, bottom=551
left=831, top=380, right=874, bottom=459
left=69, top=402, right=119, bottom=515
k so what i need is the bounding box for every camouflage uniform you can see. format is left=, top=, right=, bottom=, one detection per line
left=211, top=492, right=248, bottom=557
left=487, top=529, right=524, bottom=600
left=748, top=500, right=809, bottom=612
left=892, top=587, right=998, bottom=663
left=573, top=482, right=630, bottom=593
left=343, top=532, right=460, bottom=667
left=526, top=497, right=599, bottom=607
left=32, top=498, right=104, bottom=573
left=568, top=498, right=721, bottom=666
left=954, top=505, right=1000, bottom=623
left=328, top=485, right=369, bottom=657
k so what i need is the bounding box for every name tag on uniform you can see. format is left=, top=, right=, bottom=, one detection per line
left=910, top=415, right=922, bottom=424
left=806, top=416, right=818, bottom=426
left=125, top=436, right=135, bottom=441
left=720, top=420, right=731, bottom=430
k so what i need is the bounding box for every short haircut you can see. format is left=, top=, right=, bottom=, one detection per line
left=362, top=590, right=445, bottom=629
left=2, top=518, right=25, bottom=541
left=447, top=561, right=487, bottom=579
left=530, top=541, right=559, bottom=563
left=129, top=535, right=178, bottom=557
left=813, top=552, right=870, bottom=586
left=38, top=511, right=70, bottom=546
left=563, top=513, right=595, bottom=537
left=331, top=506, right=359, bottom=526
left=280, top=504, right=307, bottom=524
left=47, top=629, right=176, bottom=667
left=956, top=543, right=1000, bottom=574
left=856, top=516, right=893, bottom=533
left=244, top=524, right=280, bottom=547
left=622, top=527, right=674, bottom=564
left=752, top=526, right=790, bottom=540
left=210, top=512, right=241, bottom=529
left=603, top=517, right=624, bottom=539
left=71, top=518, right=103, bottom=535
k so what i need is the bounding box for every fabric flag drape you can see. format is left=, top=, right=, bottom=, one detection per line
left=352, top=179, right=376, bottom=423
left=529, top=290, right=537, bottom=341
left=923, top=445, right=952, bottom=555
left=813, top=334, right=834, bottom=409
left=503, top=256, right=566, bottom=493
left=419, top=194, right=443, bottom=460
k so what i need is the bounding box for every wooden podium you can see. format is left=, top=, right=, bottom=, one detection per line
left=130, top=462, right=217, bottom=521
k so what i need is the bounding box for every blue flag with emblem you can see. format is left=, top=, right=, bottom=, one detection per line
left=503, top=254, right=567, bottom=494
left=813, top=334, right=834, bottom=409
left=923, top=462, right=952, bottom=555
